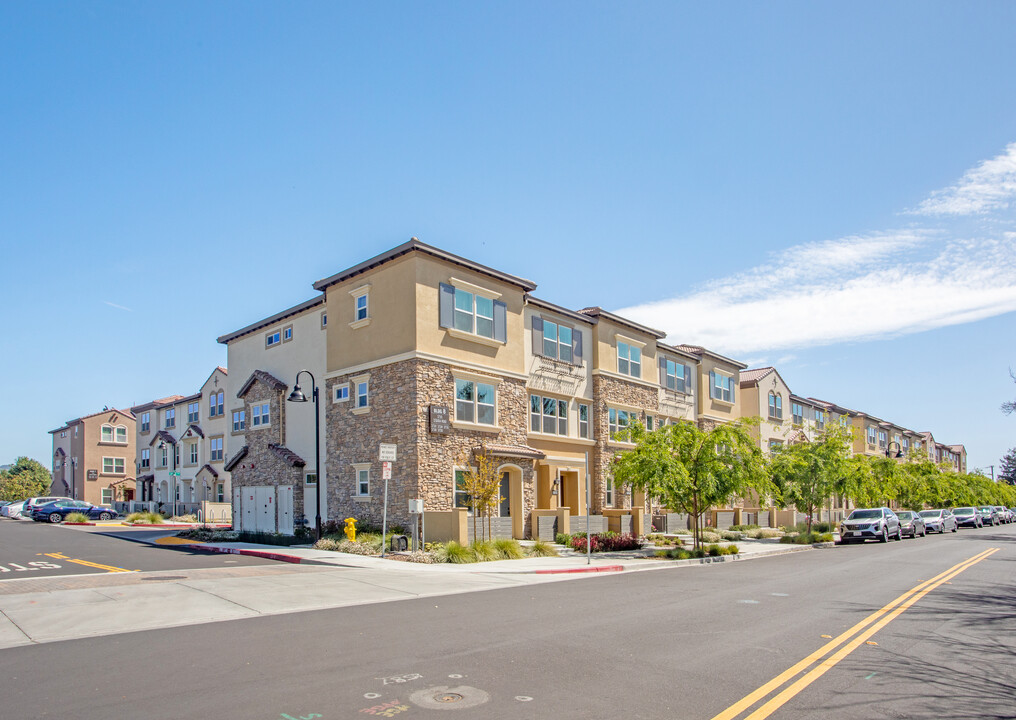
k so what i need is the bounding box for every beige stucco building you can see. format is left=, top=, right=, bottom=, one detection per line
left=49, top=408, right=137, bottom=506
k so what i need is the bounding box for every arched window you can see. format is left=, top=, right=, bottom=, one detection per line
left=769, top=392, right=783, bottom=420
left=775, top=394, right=783, bottom=419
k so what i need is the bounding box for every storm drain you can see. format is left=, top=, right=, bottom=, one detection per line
left=410, top=686, right=489, bottom=710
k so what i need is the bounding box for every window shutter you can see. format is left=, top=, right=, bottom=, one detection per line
left=659, top=356, right=667, bottom=386
left=493, top=300, right=507, bottom=343
left=532, top=316, right=544, bottom=356
left=730, top=377, right=735, bottom=403
left=439, top=283, right=455, bottom=328
left=709, top=370, right=715, bottom=398
left=572, top=327, right=582, bottom=364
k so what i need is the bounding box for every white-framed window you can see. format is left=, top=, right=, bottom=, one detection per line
left=216, top=483, right=224, bottom=502
left=617, top=341, right=641, bottom=378
left=355, top=380, right=369, bottom=409
left=768, top=392, right=782, bottom=420
left=333, top=383, right=349, bottom=403
left=60, top=431, right=67, bottom=438
left=210, top=391, right=224, bottom=417
left=355, top=292, right=368, bottom=322
left=140, top=448, right=150, bottom=469
left=116, top=425, right=127, bottom=443
left=266, top=330, right=281, bottom=348
left=101, top=424, right=127, bottom=443
left=815, top=410, right=826, bottom=431
left=210, top=437, right=223, bottom=461
left=232, top=410, right=246, bottom=432
left=878, top=430, right=887, bottom=449
left=710, top=371, right=734, bottom=402
left=252, top=403, right=270, bottom=427
left=792, top=402, right=803, bottom=425
left=187, top=402, right=199, bottom=423
left=530, top=394, right=568, bottom=435
left=160, top=447, right=168, bottom=467
left=608, top=408, right=634, bottom=441
left=662, top=358, right=689, bottom=393
left=455, top=379, right=495, bottom=425
left=141, top=412, right=150, bottom=433
left=605, top=476, right=614, bottom=507
left=578, top=403, right=590, bottom=439
left=283, top=325, right=293, bottom=342
left=454, top=469, right=472, bottom=509
left=101, top=424, right=112, bottom=442
left=353, top=464, right=370, bottom=496
left=305, top=473, right=317, bottom=486
left=101, top=488, right=112, bottom=505
left=541, top=319, right=573, bottom=363
left=902, top=437, right=910, bottom=453
left=645, top=414, right=654, bottom=431
left=454, top=287, right=494, bottom=339
left=321, top=311, right=327, bottom=328
left=165, top=408, right=176, bottom=428
left=102, top=457, right=125, bottom=475
left=189, top=442, right=198, bottom=464
left=867, top=426, right=877, bottom=445
left=175, top=444, right=180, bottom=467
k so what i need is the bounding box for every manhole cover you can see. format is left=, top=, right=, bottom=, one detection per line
left=141, top=575, right=186, bottom=581
left=410, top=686, right=489, bottom=710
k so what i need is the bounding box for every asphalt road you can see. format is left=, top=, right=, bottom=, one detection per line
left=0, top=523, right=1013, bottom=720
left=0, top=518, right=274, bottom=576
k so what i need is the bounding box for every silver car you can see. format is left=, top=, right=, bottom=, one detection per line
left=918, top=508, right=958, bottom=533
left=896, top=511, right=927, bottom=538
left=839, top=507, right=903, bottom=543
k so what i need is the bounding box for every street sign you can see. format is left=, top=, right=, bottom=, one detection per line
left=169, top=471, right=181, bottom=477
left=382, top=461, right=392, bottom=480
left=379, top=443, right=397, bottom=462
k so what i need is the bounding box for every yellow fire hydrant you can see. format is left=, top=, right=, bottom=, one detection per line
left=344, top=517, right=357, bottom=542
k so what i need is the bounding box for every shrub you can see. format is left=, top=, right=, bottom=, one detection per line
left=719, top=530, right=745, bottom=541
left=570, top=534, right=601, bottom=553
left=746, top=527, right=784, bottom=539
left=646, top=533, right=680, bottom=547
left=570, top=531, right=643, bottom=553
left=812, top=522, right=834, bottom=533
left=527, top=539, right=559, bottom=557
left=555, top=533, right=572, bottom=546
left=64, top=512, right=90, bottom=523
left=492, top=538, right=524, bottom=560
left=707, top=544, right=723, bottom=557
left=699, top=531, right=722, bottom=544
left=691, top=547, right=707, bottom=559
left=779, top=531, right=834, bottom=545
left=724, top=544, right=739, bottom=555
left=170, top=514, right=198, bottom=523
left=470, top=540, right=499, bottom=562
left=729, top=524, right=760, bottom=531
left=438, top=541, right=475, bottom=563
left=125, top=511, right=163, bottom=524
left=656, top=548, right=693, bottom=560
left=178, top=528, right=239, bottom=542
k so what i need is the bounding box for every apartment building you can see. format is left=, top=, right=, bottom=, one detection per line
left=132, top=367, right=231, bottom=511
left=49, top=408, right=137, bottom=505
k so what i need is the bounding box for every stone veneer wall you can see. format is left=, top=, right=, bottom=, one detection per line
left=327, top=358, right=537, bottom=536
left=591, top=374, right=659, bottom=512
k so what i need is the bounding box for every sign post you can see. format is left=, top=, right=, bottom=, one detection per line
left=379, top=445, right=396, bottom=557
left=409, top=498, right=424, bottom=551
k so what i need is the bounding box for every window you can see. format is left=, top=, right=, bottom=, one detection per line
left=530, top=394, right=568, bottom=435
left=140, top=449, right=150, bottom=469
left=216, top=483, right=224, bottom=502
left=355, top=293, right=368, bottom=322
left=101, top=424, right=113, bottom=442
left=902, top=437, right=910, bottom=453
left=165, top=408, right=175, bottom=428
left=769, top=440, right=784, bottom=452
left=605, top=477, right=614, bottom=507
left=189, top=443, right=198, bottom=464
left=541, top=319, right=574, bottom=363
left=867, top=427, right=877, bottom=445
left=768, top=392, right=781, bottom=419
left=252, top=403, right=270, bottom=427
left=102, top=457, right=125, bottom=474
left=661, top=358, right=689, bottom=393
left=453, top=287, right=494, bottom=339
left=160, top=447, right=168, bottom=467
left=305, top=473, right=317, bottom=486
left=333, top=384, right=349, bottom=403
left=710, top=371, right=734, bottom=402
left=266, top=330, right=281, bottom=348
left=101, top=488, right=112, bottom=505
left=608, top=408, right=634, bottom=441
left=60, top=431, right=67, bottom=438
left=116, top=426, right=127, bottom=443
left=141, top=412, right=150, bottom=433
left=209, top=391, right=224, bottom=417
left=878, top=430, right=887, bottom=449
left=357, top=468, right=370, bottom=496
left=815, top=410, right=826, bottom=431
left=283, top=325, right=293, bottom=342
left=232, top=410, right=246, bottom=432
left=617, top=341, right=641, bottom=378
left=579, top=404, right=590, bottom=439
left=645, top=414, right=654, bottom=431
left=356, top=380, right=369, bottom=409
left=175, top=444, right=180, bottom=467
left=321, top=312, right=327, bottom=328
left=454, top=470, right=471, bottom=509
left=792, top=402, right=803, bottom=425
left=210, top=437, right=223, bottom=461
left=455, top=379, right=495, bottom=425
left=187, top=402, right=199, bottom=423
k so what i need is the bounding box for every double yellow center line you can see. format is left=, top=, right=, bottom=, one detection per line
left=44, top=552, right=133, bottom=574
left=711, top=547, right=999, bottom=720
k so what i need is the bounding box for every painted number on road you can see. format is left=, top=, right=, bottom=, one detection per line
left=0, top=561, right=61, bottom=572
left=377, top=674, right=422, bottom=685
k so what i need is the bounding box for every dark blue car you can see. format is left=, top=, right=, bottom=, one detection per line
left=32, top=499, right=119, bottom=523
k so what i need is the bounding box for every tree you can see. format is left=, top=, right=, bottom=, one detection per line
left=612, top=419, right=772, bottom=550
left=456, top=442, right=504, bottom=542
left=0, top=457, right=52, bottom=501
left=1002, top=368, right=1016, bottom=416
left=999, top=447, right=1016, bottom=485
left=770, top=425, right=851, bottom=532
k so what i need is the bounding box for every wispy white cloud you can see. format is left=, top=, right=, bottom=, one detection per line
left=103, top=301, right=133, bottom=312
left=911, top=142, right=1016, bottom=216
left=617, top=145, right=1016, bottom=356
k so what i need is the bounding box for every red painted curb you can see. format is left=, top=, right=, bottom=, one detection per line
left=123, top=523, right=233, bottom=528
left=194, top=545, right=303, bottom=564
left=64, top=522, right=95, bottom=526
left=534, top=565, right=624, bottom=575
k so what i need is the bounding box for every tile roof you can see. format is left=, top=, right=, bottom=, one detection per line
left=268, top=444, right=306, bottom=467
left=237, top=369, right=289, bottom=398
left=149, top=430, right=177, bottom=447
left=138, top=474, right=155, bottom=483
left=198, top=464, right=219, bottom=479
left=53, top=407, right=137, bottom=431
left=217, top=295, right=325, bottom=345
left=576, top=307, right=666, bottom=339
left=183, top=424, right=204, bottom=439
left=477, top=443, right=546, bottom=459
left=674, top=345, right=747, bottom=369
left=739, top=367, right=775, bottom=385
left=223, top=446, right=248, bottom=472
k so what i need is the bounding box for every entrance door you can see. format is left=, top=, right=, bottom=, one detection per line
left=499, top=472, right=510, bottom=517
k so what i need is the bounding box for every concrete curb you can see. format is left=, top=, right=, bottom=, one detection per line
left=122, top=523, right=232, bottom=528
left=534, top=565, right=625, bottom=575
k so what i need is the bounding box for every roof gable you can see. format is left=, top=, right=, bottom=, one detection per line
left=237, top=369, right=288, bottom=398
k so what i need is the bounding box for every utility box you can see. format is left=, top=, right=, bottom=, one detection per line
left=408, top=499, right=423, bottom=514
left=390, top=535, right=409, bottom=552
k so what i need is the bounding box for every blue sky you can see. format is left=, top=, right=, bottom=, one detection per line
left=2, top=2, right=1015, bottom=474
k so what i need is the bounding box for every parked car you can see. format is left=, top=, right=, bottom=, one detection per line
left=1, top=500, right=30, bottom=518
left=952, top=507, right=982, bottom=528
left=993, top=506, right=1011, bottom=524
left=896, top=511, right=927, bottom=538
left=839, top=507, right=902, bottom=543
left=25, top=496, right=72, bottom=517
left=977, top=506, right=999, bottom=526
left=31, top=500, right=119, bottom=523
left=918, top=508, right=958, bottom=533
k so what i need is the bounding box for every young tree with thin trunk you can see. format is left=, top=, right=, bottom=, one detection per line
left=457, top=442, right=503, bottom=541
left=770, top=425, right=851, bottom=533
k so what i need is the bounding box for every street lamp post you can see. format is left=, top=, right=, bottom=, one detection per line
left=287, top=370, right=322, bottom=541
left=159, top=439, right=178, bottom=517
left=885, top=441, right=904, bottom=459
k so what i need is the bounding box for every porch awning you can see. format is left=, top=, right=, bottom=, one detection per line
left=476, top=443, right=546, bottom=460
